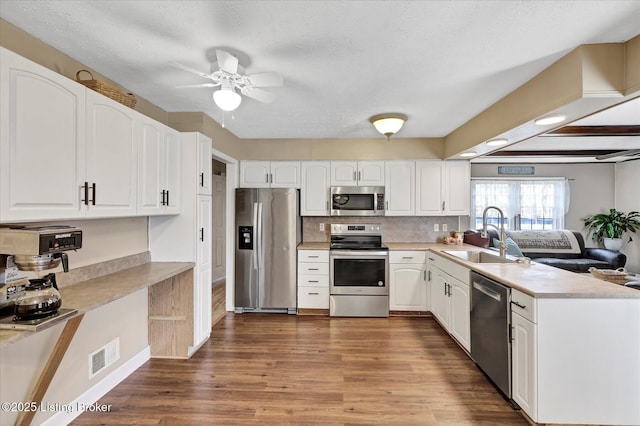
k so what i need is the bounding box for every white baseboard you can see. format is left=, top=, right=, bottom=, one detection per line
left=41, top=346, right=150, bottom=426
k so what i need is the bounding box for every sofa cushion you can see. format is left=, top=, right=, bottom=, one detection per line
left=533, top=257, right=615, bottom=273
left=505, top=230, right=582, bottom=254
left=493, top=237, right=524, bottom=257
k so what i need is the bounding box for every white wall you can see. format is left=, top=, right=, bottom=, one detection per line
left=615, top=159, right=640, bottom=274
left=471, top=163, right=616, bottom=246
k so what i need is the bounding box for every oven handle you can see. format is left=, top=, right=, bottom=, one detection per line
left=329, top=250, right=389, bottom=257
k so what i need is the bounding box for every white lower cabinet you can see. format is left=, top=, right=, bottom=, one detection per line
left=297, top=250, right=329, bottom=311
left=511, top=310, right=537, bottom=419
left=428, top=251, right=470, bottom=352
left=389, top=251, right=427, bottom=311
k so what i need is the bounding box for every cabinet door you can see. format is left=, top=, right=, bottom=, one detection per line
left=443, top=161, right=470, bottom=215
left=1, top=47, right=85, bottom=222
left=330, top=161, right=358, bottom=186
left=137, top=117, right=164, bottom=214
left=240, top=161, right=270, bottom=188
left=194, top=195, right=212, bottom=345
left=449, top=277, right=471, bottom=351
left=430, top=268, right=450, bottom=329
left=271, top=161, right=300, bottom=188
left=197, top=134, right=212, bottom=195
left=389, top=263, right=427, bottom=311
left=415, top=161, right=444, bottom=216
left=358, top=161, right=385, bottom=186
left=512, top=312, right=537, bottom=421
left=385, top=161, right=415, bottom=216
left=163, top=127, right=182, bottom=214
left=85, top=90, right=137, bottom=217
left=301, top=162, right=330, bottom=216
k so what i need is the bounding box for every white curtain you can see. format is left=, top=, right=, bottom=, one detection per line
left=470, top=178, right=569, bottom=231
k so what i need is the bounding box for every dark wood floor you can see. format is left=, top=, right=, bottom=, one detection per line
left=73, top=314, right=527, bottom=425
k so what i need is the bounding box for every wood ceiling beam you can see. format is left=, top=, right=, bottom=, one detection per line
left=543, top=125, right=640, bottom=136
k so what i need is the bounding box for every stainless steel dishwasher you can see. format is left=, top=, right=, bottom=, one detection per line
left=470, top=271, right=511, bottom=398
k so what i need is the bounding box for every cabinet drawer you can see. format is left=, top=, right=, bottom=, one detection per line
left=298, top=286, right=329, bottom=309
left=390, top=251, right=426, bottom=264
left=429, top=251, right=470, bottom=285
left=298, top=262, right=329, bottom=275
left=298, top=250, right=329, bottom=262
left=511, top=289, right=536, bottom=323
left=298, top=274, right=329, bottom=287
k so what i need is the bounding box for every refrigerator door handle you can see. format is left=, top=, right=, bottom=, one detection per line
left=256, top=202, right=263, bottom=270
left=252, top=202, right=259, bottom=271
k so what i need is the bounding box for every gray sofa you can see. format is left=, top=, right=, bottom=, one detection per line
left=467, top=229, right=627, bottom=273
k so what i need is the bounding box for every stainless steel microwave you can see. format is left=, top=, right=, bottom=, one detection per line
left=330, top=186, right=385, bottom=216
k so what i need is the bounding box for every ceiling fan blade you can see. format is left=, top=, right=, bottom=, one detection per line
left=175, top=83, right=218, bottom=88
left=216, top=49, right=238, bottom=74
left=246, top=72, right=283, bottom=87
left=242, top=86, right=275, bottom=103
left=596, top=149, right=640, bottom=160
left=169, top=61, right=211, bottom=78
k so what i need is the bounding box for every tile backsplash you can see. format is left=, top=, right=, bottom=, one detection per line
left=302, top=216, right=466, bottom=243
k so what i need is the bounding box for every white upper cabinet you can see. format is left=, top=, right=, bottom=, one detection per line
left=443, top=161, right=470, bottom=215
left=416, top=160, right=470, bottom=216
left=301, top=162, right=331, bottom=216
left=85, top=89, right=137, bottom=217
left=330, top=161, right=385, bottom=186
left=239, top=161, right=300, bottom=188
left=197, top=134, right=212, bottom=195
left=137, top=116, right=182, bottom=215
left=0, top=47, right=86, bottom=222
left=384, top=161, right=415, bottom=216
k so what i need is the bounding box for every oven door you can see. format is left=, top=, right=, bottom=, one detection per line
left=329, top=250, right=389, bottom=295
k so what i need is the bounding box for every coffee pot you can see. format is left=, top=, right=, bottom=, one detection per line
left=14, top=273, right=62, bottom=320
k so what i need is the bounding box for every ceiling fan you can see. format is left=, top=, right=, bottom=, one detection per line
left=595, top=149, right=640, bottom=160
left=171, top=49, right=283, bottom=111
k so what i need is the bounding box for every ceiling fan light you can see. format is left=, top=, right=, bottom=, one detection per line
left=213, top=87, right=242, bottom=111
left=534, top=114, right=566, bottom=126
left=370, top=113, right=408, bottom=140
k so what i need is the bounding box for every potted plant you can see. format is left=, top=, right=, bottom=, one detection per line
left=583, top=208, right=640, bottom=251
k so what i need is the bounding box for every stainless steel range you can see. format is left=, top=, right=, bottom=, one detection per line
left=329, top=224, right=389, bottom=317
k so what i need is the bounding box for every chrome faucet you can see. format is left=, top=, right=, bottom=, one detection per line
left=481, top=206, right=507, bottom=257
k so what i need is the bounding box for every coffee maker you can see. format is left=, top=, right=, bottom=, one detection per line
left=0, top=226, right=82, bottom=310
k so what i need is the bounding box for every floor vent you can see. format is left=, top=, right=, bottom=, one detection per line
left=89, top=338, right=120, bottom=378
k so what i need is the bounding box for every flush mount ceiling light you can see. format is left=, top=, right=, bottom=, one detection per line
left=369, top=113, right=408, bottom=140
left=486, top=138, right=508, bottom=147
left=534, top=114, right=566, bottom=126
left=460, top=152, right=477, bottom=158
left=212, top=80, right=242, bottom=111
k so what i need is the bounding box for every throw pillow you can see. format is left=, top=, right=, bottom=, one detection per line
left=493, top=237, right=524, bottom=257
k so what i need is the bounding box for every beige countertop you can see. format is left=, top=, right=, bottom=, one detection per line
left=0, top=261, right=194, bottom=348
left=297, top=241, right=639, bottom=299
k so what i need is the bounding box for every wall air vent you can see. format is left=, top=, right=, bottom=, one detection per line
left=89, top=338, right=120, bottom=378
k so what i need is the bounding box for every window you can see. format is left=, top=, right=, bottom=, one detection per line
left=471, top=178, right=569, bottom=231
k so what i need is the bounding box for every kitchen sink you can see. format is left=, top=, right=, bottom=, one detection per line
left=443, top=250, right=516, bottom=264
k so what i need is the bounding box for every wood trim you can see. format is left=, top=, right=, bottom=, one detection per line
left=296, top=308, right=329, bottom=316
left=15, top=313, right=85, bottom=426
left=544, top=125, right=640, bottom=136
left=389, top=310, right=431, bottom=317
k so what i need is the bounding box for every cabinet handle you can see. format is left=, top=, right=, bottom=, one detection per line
left=308, top=255, right=319, bottom=258
left=91, top=183, right=96, bottom=205
left=428, top=270, right=431, bottom=282
left=358, top=171, right=361, bottom=181
left=166, top=190, right=169, bottom=206
left=444, top=282, right=447, bottom=296
left=353, top=171, right=357, bottom=181
left=326, top=200, right=329, bottom=211
left=266, top=173, right=269, bottom=183
left=308, top=280, right=319, bottom=283
left=424, top=270, right=427, bottom=281
left=308, top=268, right=319, bottom=271
left=308, top=292, right=319, bottom=296
left=82, top=181, right=89, bottom=205
left=510, top=325, right=515, bottom=342
left=511, top=301, right=527, bottom=309
left=428, top=257, right=434, bottom=261
left=200, top=227, right=204, bottom=241
left=270, top=173, right=273, bottom=183
left=442, top=201, right=445, bottom=211
left=402, top=256, right=413, bottom=259
left=161, top=190, right=166, bottom=206
left=386, top=201, right=389, bottom=210
left=200, top=172, right=204, bottom=187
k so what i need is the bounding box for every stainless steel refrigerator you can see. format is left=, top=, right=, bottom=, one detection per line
left=235, top=188, right=301, bottom=314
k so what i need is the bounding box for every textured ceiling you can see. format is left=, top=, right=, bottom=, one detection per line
left=0, top=0, right=639, bottom=141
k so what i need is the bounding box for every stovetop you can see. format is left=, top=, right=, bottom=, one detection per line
left=0, top=308, right=78, bottom=331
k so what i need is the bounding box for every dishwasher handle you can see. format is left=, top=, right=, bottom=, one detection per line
left=473, top=282, right=502, bottom=302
